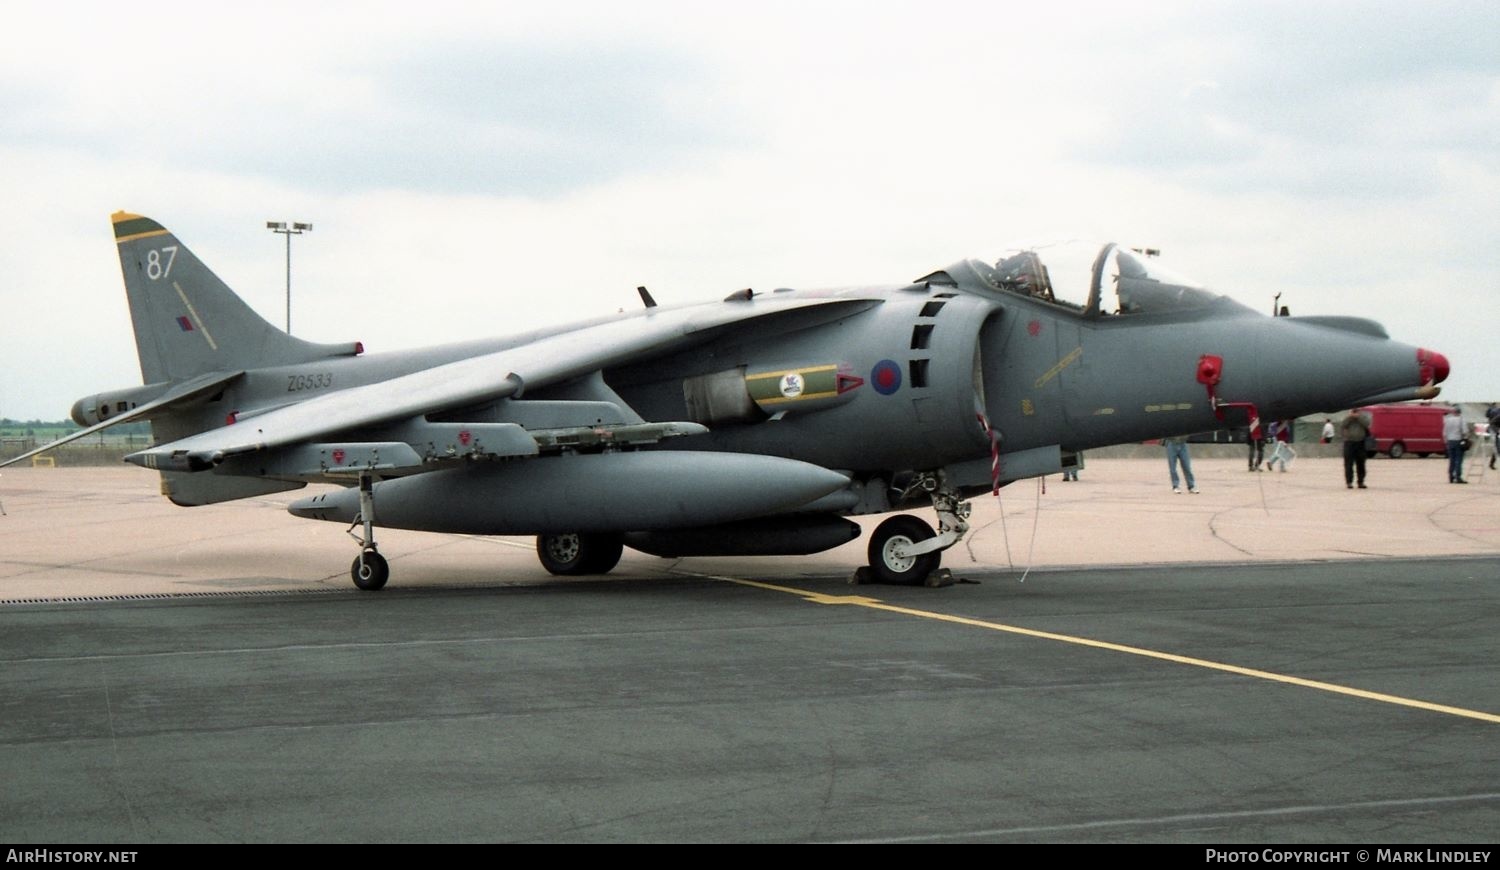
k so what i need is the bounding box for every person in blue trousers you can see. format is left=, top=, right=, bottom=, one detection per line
left=1164, top=436, right=1199, bottom=494
left=1444, top=406, right=1468, bottom=484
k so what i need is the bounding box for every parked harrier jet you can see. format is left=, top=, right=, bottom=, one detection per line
left=4, top=212, right=1450, bottom=589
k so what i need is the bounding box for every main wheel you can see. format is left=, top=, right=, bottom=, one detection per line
left=351, top=550, right=389, bottom=591
left=866, top=515, right=940, bottom=585
left=537, top=533, right=624, bottom=575
left=1388, top=442, right=1406, bottom=459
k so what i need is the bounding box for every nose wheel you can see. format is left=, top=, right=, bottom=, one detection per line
left=867, top=515, right=940, bottom=584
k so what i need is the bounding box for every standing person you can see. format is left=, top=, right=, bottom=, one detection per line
left=1246, top=422, right=1265, bottom=471
left=1164, top=436, right=1199, bottom=494
left=1266, top=419, right=1296, bottom=471
left=1444, top=406, right=1468, bottom=484
left=1321, top=418, right=1335, bottom=444
left=1486, top=403, right=1500, bottom=470
left=1340, top=408, right=1371, bottom=489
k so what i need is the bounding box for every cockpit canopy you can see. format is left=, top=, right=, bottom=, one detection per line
left=949, top=243, right=1221, bottom=316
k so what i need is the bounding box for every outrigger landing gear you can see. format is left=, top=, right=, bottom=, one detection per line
left=347, top=473, right=389, bottom=591
left=861, top=471, right=971, bottom=586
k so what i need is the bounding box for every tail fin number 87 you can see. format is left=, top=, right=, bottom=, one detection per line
left=146, top=247, right=178, bottom=280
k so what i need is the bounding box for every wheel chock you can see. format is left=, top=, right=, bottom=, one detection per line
left=923, top=568, right=956, bottom=588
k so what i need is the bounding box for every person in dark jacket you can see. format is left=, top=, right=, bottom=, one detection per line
left=1340, top=409, right=1371, bottom=489
left=1246, top=423, right=1266, bottom=471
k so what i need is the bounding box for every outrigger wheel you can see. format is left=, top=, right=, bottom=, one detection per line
left=351, top=549, right=389, bottom=591
left=867, top=514, right=940, bottom=585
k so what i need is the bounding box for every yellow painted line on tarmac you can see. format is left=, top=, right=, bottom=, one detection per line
left=685, top=572, right=1500, bottom=725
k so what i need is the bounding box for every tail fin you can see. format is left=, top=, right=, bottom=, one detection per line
left=111, top=212, right=360, bottom=383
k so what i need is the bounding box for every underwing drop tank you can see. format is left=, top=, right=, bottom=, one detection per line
left=287, top=450, right=851, bottom=535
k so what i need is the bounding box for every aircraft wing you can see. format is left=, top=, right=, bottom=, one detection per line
left=126, top=295, right=876, bottom=472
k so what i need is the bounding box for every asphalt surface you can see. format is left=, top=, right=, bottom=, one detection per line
left=1, top=460, right=1497, bottom=843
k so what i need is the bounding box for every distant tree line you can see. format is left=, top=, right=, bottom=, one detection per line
left=0, top=418, right=152, bottom=437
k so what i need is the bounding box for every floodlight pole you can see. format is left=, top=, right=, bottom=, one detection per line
left=266, top=221, right=313, bottom=334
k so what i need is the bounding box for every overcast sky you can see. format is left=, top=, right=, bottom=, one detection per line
left=2, top=1, right=1496, bottom=420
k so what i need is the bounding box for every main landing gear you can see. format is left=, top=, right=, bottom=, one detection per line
left=348, top=473, right=388, bottom=591
left=536, top=533, right=624, bottom=576
left=861, top=471, right=971, bottom=586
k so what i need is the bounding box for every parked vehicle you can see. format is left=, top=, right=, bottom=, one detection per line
left=1357, top=403, right=1451, bottom=458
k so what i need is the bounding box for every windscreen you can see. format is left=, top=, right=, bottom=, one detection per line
left=1087, top=244, right=1218, bottom=315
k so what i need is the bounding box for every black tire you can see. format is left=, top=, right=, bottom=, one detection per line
left=351, top=550, right=389, bottom=591
left=537, top=533, right=624, bottom=576
left=1388, top=442, right=1406, bottom=459
left=866, top=515, right=940, bottom=585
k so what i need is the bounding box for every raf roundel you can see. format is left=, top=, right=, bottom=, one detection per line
left=871, top=359, right=902, bottom=395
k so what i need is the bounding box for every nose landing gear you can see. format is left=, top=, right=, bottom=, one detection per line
left=859, top=471, right=970, bottom=586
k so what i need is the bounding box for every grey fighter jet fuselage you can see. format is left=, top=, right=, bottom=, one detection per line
left=6, top=213, right=1449, bottom=589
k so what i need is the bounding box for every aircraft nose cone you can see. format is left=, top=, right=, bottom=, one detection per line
left=1418, top=347, right=1450, bottom=385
